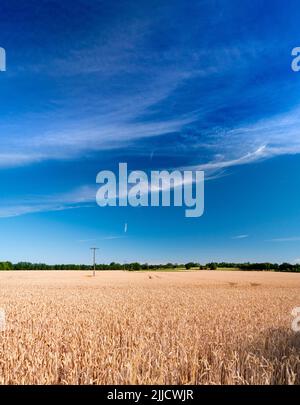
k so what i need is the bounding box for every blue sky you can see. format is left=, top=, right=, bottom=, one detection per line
left=0, top=0, right=300, bottom=264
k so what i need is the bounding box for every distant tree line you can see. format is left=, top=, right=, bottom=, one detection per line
left=0, top=261, right=300, bottom=272
left=200, top=262, right=300, bottom=272
left=0, top=261, right=182, bottom=271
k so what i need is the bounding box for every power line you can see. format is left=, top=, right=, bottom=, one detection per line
left=90, top=247, right=99, bottom=277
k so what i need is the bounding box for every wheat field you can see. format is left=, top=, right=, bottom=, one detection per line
left=0, top=270, right=299, bottom=384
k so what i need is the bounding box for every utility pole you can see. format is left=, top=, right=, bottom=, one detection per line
left=90, top=247, right=99, bottom=277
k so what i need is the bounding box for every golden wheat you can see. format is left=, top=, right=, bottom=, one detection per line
left=0, top=270, right=299, bottom=384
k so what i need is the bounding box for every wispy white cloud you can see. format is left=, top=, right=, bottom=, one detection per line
left=1, top=17, right=300, bottom=182
left=3, top=98, right=300, bottom=220
left=0, top=185, right=95, bottom=218
left=77, top=235, right=125, bottom=243
left=232, top=234, right=249, bottom=239
left=0, top=153, right=45, bottom=168
left=0, top=34, right=280, bottom=172
left=102, top=235, right=125, bottom=240
left=266, top=236, right=300, bottom=242
left=0, top=80, right=199, bottom=168
left=0, top=168, right=203, bottom=218
left=186, top=106, right=300, bottom=174
left=4, top=100, right=299, bottom=176
left=189, top=145, right=268, bottom=172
